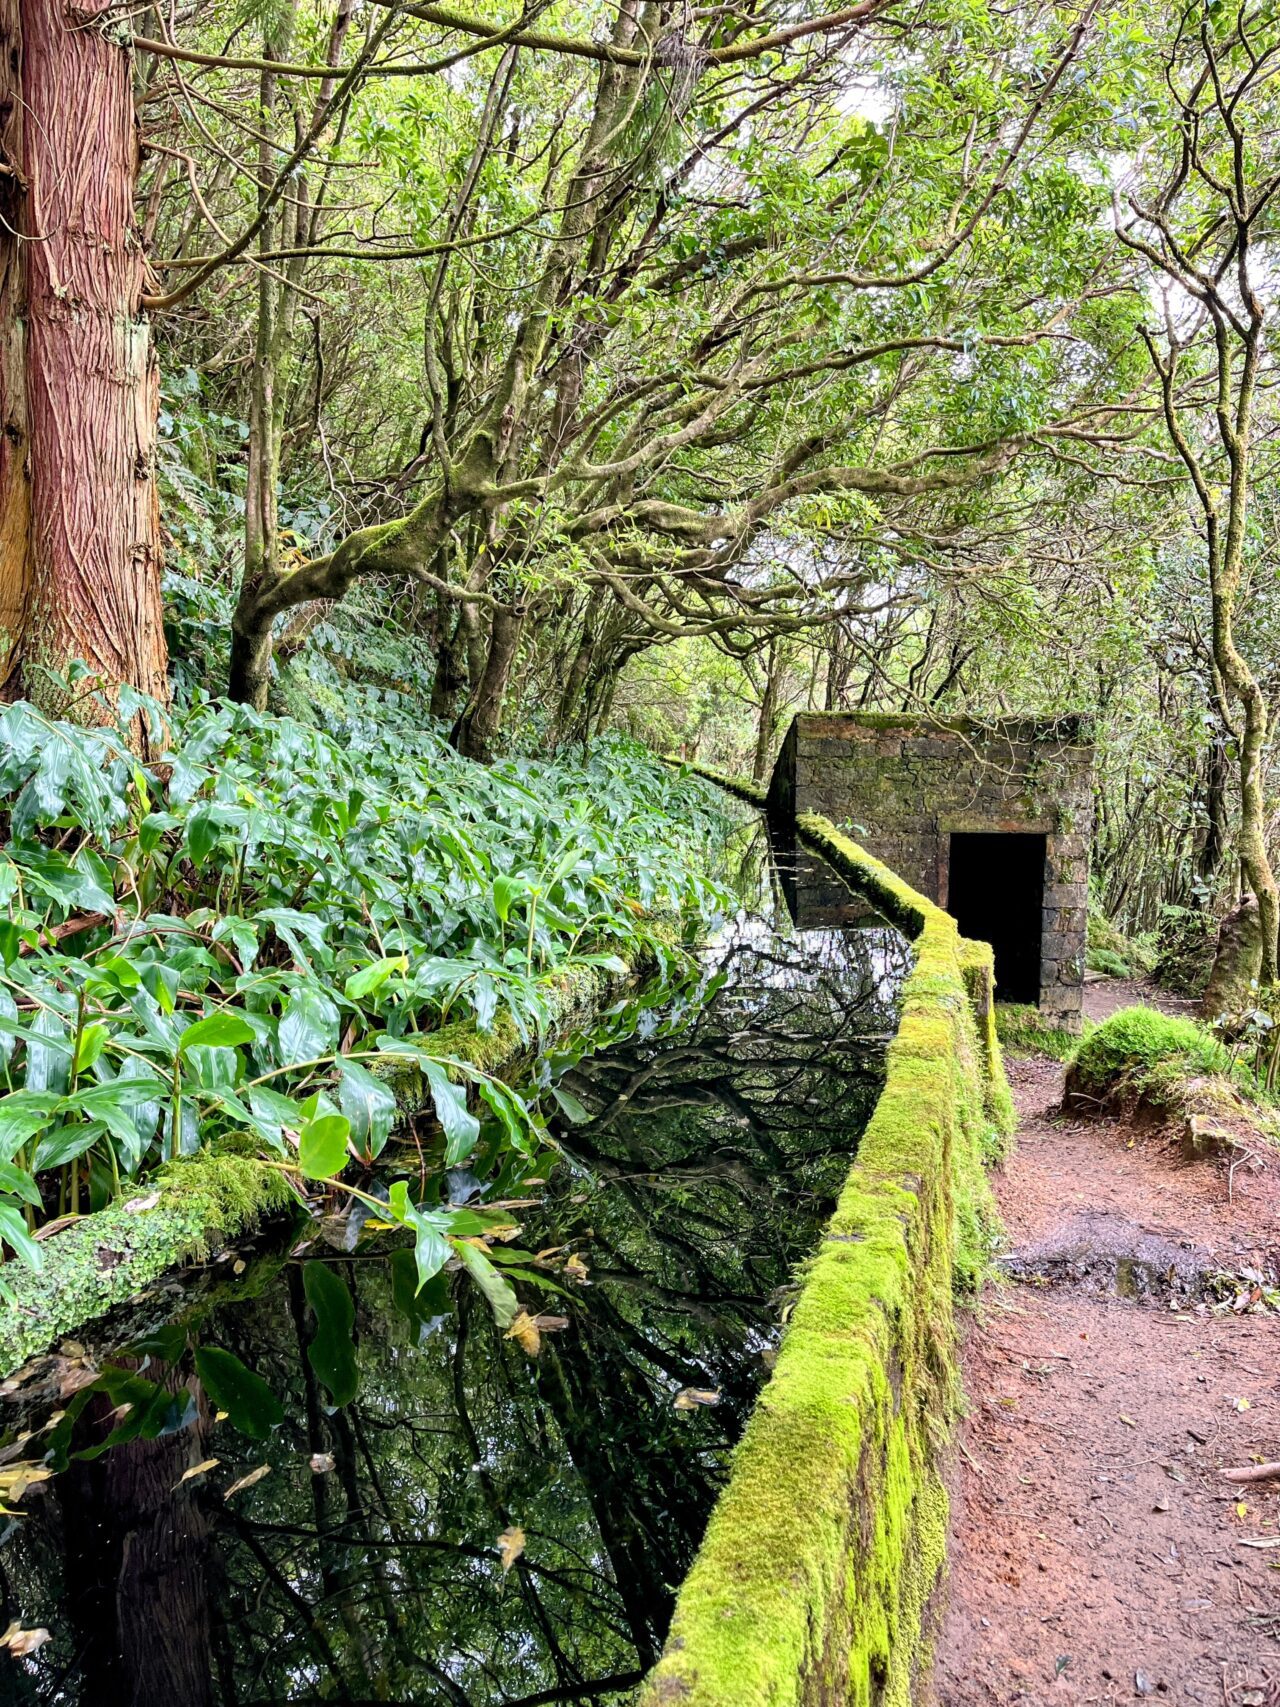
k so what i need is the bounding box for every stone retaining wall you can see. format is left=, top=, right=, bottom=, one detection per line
left=640, top=768, right=1013, bottom=1707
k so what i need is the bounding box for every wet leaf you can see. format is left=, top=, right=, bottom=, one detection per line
left=224, top=1465, right=272, bottom=1500
left=194, top=1346, right=284, bottom=1440
left=496, top=1525, right=525, bottom=1572
left=298, top=1113, right=351, bottom=1180
left=303, top=1261, right=359, bottom=1406
left=0, top=1622, right=51, bottom=1656
left=179, top=1013, right=255, bottom=1053
left=673, top=1387, right=720, bottom=1410
left=174, top=1457, right=220, bottom=1488
left=0, top=1462, right=53, bottom=1502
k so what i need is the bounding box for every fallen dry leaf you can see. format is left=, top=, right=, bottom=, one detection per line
left=563, top=1253, right=590, bottom=1284
left=673, top=1387, right=720, bottom=1410
left=309, top=1452, right=335, bottom=1474
left=505, top=1312, right=542, bottom=1357
left=122, top=1192, right=161, bottom=1215
left=173, top=1458, right=220, bottom=1489
left=223, top=1465, right=272, bottom=1501
left=496, top=1526, right=525, bottom=1572
left=0, top=1464, right=53, bottom=1503
left=0, top=1621, right=51, bottom=1657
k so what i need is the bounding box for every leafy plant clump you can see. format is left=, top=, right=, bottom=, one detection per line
left=0, top=678, right=731, bottom=1318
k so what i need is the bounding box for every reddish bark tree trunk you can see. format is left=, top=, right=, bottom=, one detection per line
left=0, top=0, right=167, bottom=717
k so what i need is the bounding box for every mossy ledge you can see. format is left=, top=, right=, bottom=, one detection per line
left=0, top=1150, right=296, bottom=1379
left=0, top=941, right=658, bottom=1382
left=643, top=770, right=1012, bottom=1707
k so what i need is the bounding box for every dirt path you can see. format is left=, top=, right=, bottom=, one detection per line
left=928, top=981, right=1280, bottom=1707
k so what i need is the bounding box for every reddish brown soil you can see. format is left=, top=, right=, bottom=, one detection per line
left=928, top=981, right=1280, bottom=1707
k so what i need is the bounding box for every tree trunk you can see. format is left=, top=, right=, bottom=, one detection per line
left=752, top=641, right=781, bottom=783
left=0, top=0, right=167, bottom=720
left=450, top=604, right=524, bottom=761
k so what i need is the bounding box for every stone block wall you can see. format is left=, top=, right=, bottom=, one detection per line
left=767, top=712, right=1094, bottom=1028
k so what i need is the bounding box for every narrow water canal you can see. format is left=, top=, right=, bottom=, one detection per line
left=0, top=829, right=909, bottom=1707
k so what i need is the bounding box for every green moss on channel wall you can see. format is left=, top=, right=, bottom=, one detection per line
left=0, top=1151, right=296, bottom=1379
left=640, top=778, right=1012, bottom=1707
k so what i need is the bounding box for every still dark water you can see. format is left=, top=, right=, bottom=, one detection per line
left=0, top=832, right=909, bottom=1707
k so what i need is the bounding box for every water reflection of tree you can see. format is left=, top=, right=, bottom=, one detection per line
left=0, top=912, right=908, bottom=1707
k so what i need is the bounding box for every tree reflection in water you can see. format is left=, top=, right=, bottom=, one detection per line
left=0, top=865, right=909, bottom=1707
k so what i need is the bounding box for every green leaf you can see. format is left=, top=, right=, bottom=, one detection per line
left=193, top=1346, right=284, bottom=1440
left=387, top=1180, right=451, bottom=1292
left=0, top=1201, right=43, bottom=1270
left=454, top=1237, right=518, bottom=1328
left=73, top=1023, right=108, bottom=1075
left=492, top=874, right=525, bottom=923
left=179, top=1012, right=256, bottom=1053
left=0, top=1089, right=62, bottom=1161
left=298, top=1112, right=351, bottom=1178
left=417, top=1059, right=480, bottom=1165
left=335, top=1058, right=397, bottom=1158
left=344, top=955, right=408, bottom=1002
left=303, top=1261, right=360, bottom=1406
left=0, top=1160, right=41, bottom=1206
left=278, top=986, right=339, bottom=1066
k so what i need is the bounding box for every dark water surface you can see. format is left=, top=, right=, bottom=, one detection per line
left=0, top=831, right=909, bottom=1707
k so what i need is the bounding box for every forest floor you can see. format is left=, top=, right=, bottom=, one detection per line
left=928, top=978, right=1280, bottom=1707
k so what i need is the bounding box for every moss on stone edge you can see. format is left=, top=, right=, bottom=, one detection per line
left=0, top=1151, right=295, bottom=1379
left=3, top=939, right=665, bottom=1380
left=637, top=811, right=1012, bottom=1707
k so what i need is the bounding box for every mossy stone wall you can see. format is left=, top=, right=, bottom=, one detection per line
left=766, top=712, right=1094, bottom=1031
left=639, top=785, right=1013, bottom=1707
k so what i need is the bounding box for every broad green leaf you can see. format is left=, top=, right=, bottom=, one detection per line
left=344, top=955, right=408, bottom=1001
left=387, top=1180, right=451, bottom=1292
left=303, top=1261, right=360, bottom=1406
left=193, top=1346, right=284, bottom=1440
left=336, top=1058, right=396, bottom=1158
left=278, top=986, right=339, bottom=1067
left=454, top=1237, right=518, bottom=1328
left=0, top=1202, right=43, bottom=1271
left=179, top=1013, right=255, bottom=1053
left=298, top=1112, right=351, bottom=1179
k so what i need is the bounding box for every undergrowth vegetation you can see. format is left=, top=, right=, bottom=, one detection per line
left=0, top=673, right=730, bottom=1318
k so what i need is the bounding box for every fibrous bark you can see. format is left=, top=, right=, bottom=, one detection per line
left=0, top=0, right=167, bottom=719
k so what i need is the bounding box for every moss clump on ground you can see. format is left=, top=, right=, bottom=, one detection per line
left=1065, top=1005, right=1231, bottom=1112
left=1062, top=1005, right=1280, bottom=1150
left=0, top=1151, right=295, bottom=1379
left=638, top=810, right=1013, bottom=1707
left=996, top=1002, right=1082, bottom=1062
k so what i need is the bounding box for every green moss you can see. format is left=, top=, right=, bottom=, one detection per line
left=639, top=809, right=1011, bottom=1707
left=996, top=1002, right=1081, bottom=1062
left=1067, top=1004, right=1230, bottom=1101
left=0, top=1150, right=295, bottom=1379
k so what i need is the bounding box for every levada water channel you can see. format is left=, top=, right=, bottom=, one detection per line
left=0, top=818, right=910, bottom=1707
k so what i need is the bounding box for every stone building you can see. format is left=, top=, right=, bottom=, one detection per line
left=767, top=712, right=1094, bottom=1029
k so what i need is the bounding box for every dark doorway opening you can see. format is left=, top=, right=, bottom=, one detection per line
left=947, top=832, right=1046, bottom=1005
